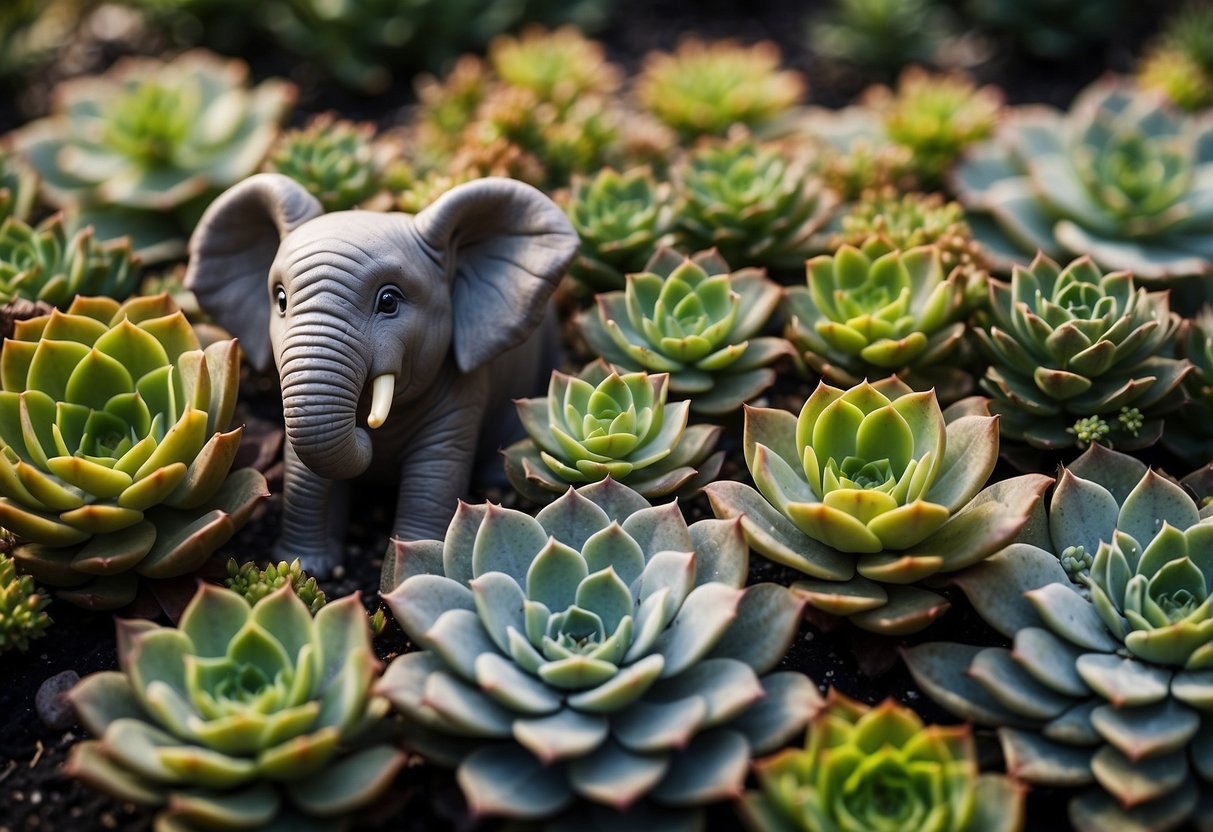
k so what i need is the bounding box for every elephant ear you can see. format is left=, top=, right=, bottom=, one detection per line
left=185, top=173, right=324, bottom=371
left=413, top=177, right=578, bottom=373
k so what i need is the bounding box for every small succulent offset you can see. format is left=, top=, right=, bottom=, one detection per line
left=0, top=214, right=139, bottom=308
left=225, top=558, right=326, bottom=614
left=1136, top=2, right=1213, bottom=112
left=562, top=167, right=676, bottom=294
left=1, top=295, right=268, bottom=609
left=378, top=479, right=818, bottom=826
left=67, top=584, right=403, bottom=830
left=706, top=377, right=1051, bottom=634
left=976, top=254, right=1189, bottom=452
left=503, top=360, right=724, bottom=503
left=784, top=240, right=970, bottom=402
left=954, top=79, right=1213, bottom=280
left=264, top=114, right=383, bottom=213
left=0, top=550, right=51, bottom=653
left=579, top=247, right=792, bottom=415
left=904, top=445, right=1213, bottom=832
left=739, top=689, right=1025, bottom=832
left=675, top=135, right=835, bottom=272
left=11, top=50, right=294, bottom=263
left=635, top=38, right=805, bottom=139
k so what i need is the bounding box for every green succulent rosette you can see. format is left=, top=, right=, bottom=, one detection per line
left=11, top=50, right=295, bottom=263
left=706, top=377, right=1051, bottom=634
left=378, top=478, right=818, bottom=827
left=953, top=79, right=1213, bottom=281
left=579, top=247, right=792, bottom=415
left=503, top=359, right=724, bottom=503
left=1, top=294, right=268, bottom=609
left=488, top=25, right=622, bottom=107
left=563, top=166, right=676, bottom=294
left=784, top=239, right=970, bottom=401
left=0, top=550, right=51, bottom=653
left=0, top=213, right=139, bottom=308
left=739, top=689, right=1025, bottom=832
left=977, top=254, right=1189, bottom=452
left=264, top=114, right=383, bottom=212
left=905, top=445, right=1213, bottom=832
left=66, top=584, right=404, bottom=831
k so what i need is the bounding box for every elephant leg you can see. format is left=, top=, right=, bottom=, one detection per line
left=275, top=442, right=347, bottom=577
left=392, top=415, right=482, bottom=542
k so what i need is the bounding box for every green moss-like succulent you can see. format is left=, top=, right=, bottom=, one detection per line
left=2, top=295, right=268, bottom=610
left=503, top=359, right=724, bottom=503
left=67, top=583, right=404, bottom=830
left=579, top=247, right=791, bottom=415
left=739, top=689, right=1025, bottom=832
left=905, top=444, right=1213, bottom=832
left=0, top=550, right=50, bottom=653
left=225, top=558, right=326, bottom=614
left=378, top=478, right=818, bottom=826
left=0, top=214, right=139, bottom=308
left=706, top=377, right=1051, bottom=634
left=264, top=114, right=382, bottom=213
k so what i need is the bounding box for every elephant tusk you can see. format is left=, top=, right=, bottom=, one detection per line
left=367, top=374, right=395, bottom=429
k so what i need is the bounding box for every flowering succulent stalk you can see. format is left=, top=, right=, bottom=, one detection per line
left=264, top=114, right=383, bottom=212
left=706, top=377, right=1051, bottom=634
left=0, top=551, right=51, bottom=653
left=225, top=558, right=326, bottom=614
left=1, top=295, right=268, bottom=609
left=503, top=359, right=724, bottom=502
left=67, top=583, right=404, bottom=829
left=579, top=247, right=792, bottom=415
left=378, top=479, right=818, bottom=826
left=0, top=214, right=139, bottom=308
left=739, top=689, right=1025, bottom=832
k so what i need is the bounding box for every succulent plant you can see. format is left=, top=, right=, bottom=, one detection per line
left=904, top=444, right=1213, bottom=832
left=953, top=79, right=1213, bottom=281
left=967, top=0, right=1127, bottom=61
left=378, top=478, right=818, bottom=825
left=1165, top=307, right=1213, bottom=458
left=739, top=688, right=1026, bottom=832
left=0, top=150, right=37, bottom=226
left=1137, top=2, right=1213, bottom=112
left=0, top=550, right=51, bottom=653
left=976, top=254, right=1189, bottom=451
left=803, top=115, right=917, bottom=202
left=2, top=294, right=268, bottom=609
left=562, top=166, right=677, bottom=294
left=579, top=247, right=792, bottom=415
left=706, top=377, right=1051, bottom=634
left=675, top=135, right=834, bottom=272
left=808, top=0, right=953, bottom=77
left=11, top=50, right=294, bottom=263
left=264, top=114, right=383, bottom=213
left=488, top=25, right=622, bottom=107
left=503, top=359, right=724, bottom=503
left=0, top=214, right=139, bottom=308
left=225, top=558, right=326, bottom=614
left=635, top=38, right=805, bottom=140
left=784, top=239, right=971, bottom=401
left=67, top=583, right=403, bottom=829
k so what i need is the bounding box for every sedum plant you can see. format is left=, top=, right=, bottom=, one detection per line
left=904, top=444, right=1213, bottom=832
left=784, top=239, right=970, bottom=401
left=0, top=214, right=139, bottom=308
left=225, top=558, right=326, bottom=614
left=503, top=359, right=723, bottom=503
left=1, top=295, right=267, bottom=609
left=976, top=254, right=1189, bottom=451
left=706, top=377, right=1051, bottom=634
left=67, top=583, right=403, bottom=830
left=634, top=38, right=805, bottom=140
left=264, top=114, right=383, bottom=213
left=378, top=478, right=818, bottom=826
left=0, top=550, right=51, bottom=653
left=579, top=247, right=792, bottom=415
left=11, top=50, right=294, bottom=263
left=739, top=689, right=1025, bottom=832
left=953, top=79, right=1213, bottom=281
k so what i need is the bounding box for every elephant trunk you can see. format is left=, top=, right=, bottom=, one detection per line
left=280, top=338, right=374, bottom=480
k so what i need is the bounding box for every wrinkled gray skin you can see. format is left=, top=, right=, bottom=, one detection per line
left=185, top=173, right=577, bottom=577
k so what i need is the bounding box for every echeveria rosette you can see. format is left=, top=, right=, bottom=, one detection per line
left=66, top=584, right=404, bottom=831
left=0, top=213, right=139, bottom=308
left=739, top=689, right=1026, bottom=832
left=953, top=79, right=1213, bottom=280
left=905, top=444, right=1213, bottom=832
left=503, top=360, right=724, bottom=503
left=11, top=50, right=295, bottom=263
left=784, top=240, right=971, bottom=402
left=264, top=114, right=383, bottom=212
left=977, top=254, right=1189, bottom=452
left=706, top=377, right=1051, bottom=634
left=579, top=247, right=793, bottom=415
left=377, top=479, right=819, bottom=826
left=1, top=295, right=268, bottom=609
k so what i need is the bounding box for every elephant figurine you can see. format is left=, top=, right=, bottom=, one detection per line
left=184, top=173, right=578, bottom=576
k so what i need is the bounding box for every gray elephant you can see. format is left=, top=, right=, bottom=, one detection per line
left=184, top=173, right=578, bottom=576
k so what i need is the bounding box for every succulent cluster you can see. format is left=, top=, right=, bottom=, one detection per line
left=0, top=214, right=139, bottom=308
left=0, top=550, right=51, bottom=653
left=225, top=558, right=327, bottom=614
left=264, top=114, right=384, bottom=212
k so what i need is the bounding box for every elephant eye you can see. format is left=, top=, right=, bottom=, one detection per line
left=377, top=287, right=403, bottom=315
left=274, top=285, right=287, bottom=315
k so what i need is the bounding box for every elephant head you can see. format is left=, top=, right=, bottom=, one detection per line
left=184, top=173, right=577, bottom=481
